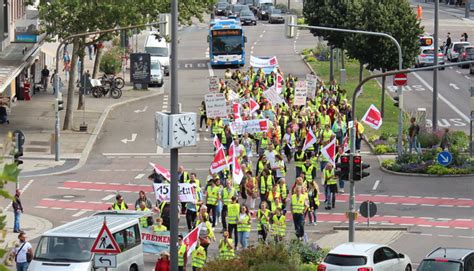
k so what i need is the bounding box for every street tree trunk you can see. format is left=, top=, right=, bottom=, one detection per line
left=92, top=45, right=103, bottom=79
left=77, top=51, right=85, bottom=110
left=63, top=38, right=80, bottom=130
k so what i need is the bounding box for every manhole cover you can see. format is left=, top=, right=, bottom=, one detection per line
left=49, top=194, right=84, bottom=200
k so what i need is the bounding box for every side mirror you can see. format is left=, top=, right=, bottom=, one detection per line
left=398, top=253, right=405, bottom=258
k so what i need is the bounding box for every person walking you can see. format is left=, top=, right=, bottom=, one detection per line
left=177, top=235, right=187, bottom=271
left=191, top=238, right=207, bottom=271
left=12, top=189, right=23, bottom=233
left=199, top=101, right=208, bottom=132
left=205, top=179, right=220, bottom=227
left=408, top=117, right=421, bottom=154
left=110, top=194, right=128, bottom=210
left=134, top=190, right=153, bottom=210
left=291, top=186, right=308, bottom=241
left=154, top=251, right=170, bottom=271
left=221, top=179, right=236, bottom=231
left=445, top=32, right=452, bottom=55
left=186, top=180, right=203, bottom=231
left=218, top=231, right=235, bottom=260
left=271, top=207, right=286, bottom=242
left=14, top=232, right=33, bottom=271
left=322, top=163, right=338, bottom=210
left=307, top=181, right=320, bottom=225
left=41, top=65, right=50, bottom=91
left=237, top=205, right=251, bottom=249
left=257, top=201, right=270, bottom=243
left=226, top=196, right=240, bottom=248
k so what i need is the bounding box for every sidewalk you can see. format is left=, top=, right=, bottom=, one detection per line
left=0, top=46, right=164, bottom=175
left=413, top=0, right=473, bottom=21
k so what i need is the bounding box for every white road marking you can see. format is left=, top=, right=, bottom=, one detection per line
left=455, top=70, right=461, bottom=74
left=207, top=63, right=214, bottom=77
left=372, top=180, right=380, bottom=191
left=134, top=173, right=145, bottom=179
left=121, top=133, right=137, bottom=144
left=412, top=72, right=470, bottom=122
left=156, top=146, right=163, bottom=154
left=134, top=106, right=148, bottom=113
left=101, top=194, right=116, bottom=201
left=465, top=75, right=470, bottom=80
left=72, top=210, right=88, bottom=217
left=448, top=83, right=460, bottom=90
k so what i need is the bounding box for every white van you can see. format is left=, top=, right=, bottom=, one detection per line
left=145, top=32, right=170, bottom=76
left=150, top=56, right=164, bottom=87
left=29, top=212, right=146, bottom=271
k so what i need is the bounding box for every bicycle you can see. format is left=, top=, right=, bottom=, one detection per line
left=100, top=74, right=125, bottom=89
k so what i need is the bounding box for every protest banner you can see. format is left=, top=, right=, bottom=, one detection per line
left=141, top=228, right=170, bottom=254
left=250, top=56, right=278, bottom=68
left=225, top=78, right=240, bottom=92
left=306, top=74, right=317, bottom=98
left=153, top=183, right=197, bottom=203
left=205, top=93, right=227, bottom=118
left=294, top=81, right=308, bottom=106
left=209, top=76, right=219, bottom=93
left=361, top=104, right=383, bottom=130
left=229, top=119, right=269, bottom=135
left=263, top=87, right=285, bottom=105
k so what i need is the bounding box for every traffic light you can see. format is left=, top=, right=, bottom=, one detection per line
left=13, top=130, right=24, bottom=166
left=353, top=155, right=370, bottom=181
left=393, top=96, right=400, bottom=107
left=335, top=154, right=350, bottom=180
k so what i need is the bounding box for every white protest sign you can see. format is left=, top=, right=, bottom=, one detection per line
left=263, top=87, right=285, bottom=105
left=250, top=56, right=278, bottom=68
left=294, top=81, right=308, bottom=106
left=228, top=90, right=239, bottom=101
left=229, top=119, right=269, bottom=135
left=225, top=79, right=240, bottom=92
left=153, top=183, right=197, bottom=203
left=306, top=74, right=317, bottom=99
left=205, top=93, right=227, bottom=118
left=209, top=76, right=219, bottom=93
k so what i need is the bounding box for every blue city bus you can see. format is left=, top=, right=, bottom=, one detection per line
left=208, top=19, right=247, bottom=66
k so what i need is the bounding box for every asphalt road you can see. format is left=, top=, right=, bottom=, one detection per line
left=10, top=11, right=474, bottom=270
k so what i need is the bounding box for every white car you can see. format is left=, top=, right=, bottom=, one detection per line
left=447, top=41, right=470, bottom=62
left=318, top=243, right=412, bottom=271
left=415, top=47, right=445, bottom=69
left=150, top=56, right=164, bottom=87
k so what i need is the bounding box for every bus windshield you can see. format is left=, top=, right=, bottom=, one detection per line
left=212, top=30, right=243, bottom=55
left=34, top=236, right=94, bottom=263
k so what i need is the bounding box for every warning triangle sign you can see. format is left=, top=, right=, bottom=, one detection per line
left=90, top=222, right=121, bottom=254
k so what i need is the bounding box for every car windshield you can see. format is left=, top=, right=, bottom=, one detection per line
left=272, top=9, right=282, bottom=14
left=418, top=260, right=462, bottom=271
left=146, top=47, right=169, bottom=57
left=454, top=43, right=469, bottom=51
left=241, top=11, right=253, bottom=16
left=34, top=236, right=94, bottom=263
left=151, top=62, right=161, bottom=70
left=325, top=254, right=367, bottom=266
left=217, top=3, right=227, bottom=8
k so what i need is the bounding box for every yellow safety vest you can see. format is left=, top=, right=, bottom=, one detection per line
left=260, top=175, right=273, bottom=195
left=322, top=129, right=333, bottom=142
left=227, top=203, right=240, bottom=225
left=301, top=164, right=315, bottom=182
left=267, top=191, right=281, bottom=212
left=112, top=202, right=127, bottom=210
left=207, top=186, right=219, bottom=205
left=153, top=224, right=167, bottom=232
left=222, top=188, right=236, bottom=206
left=295, top=152, right=305, bottom=168
left=323, top=168, right=337, bottom=185
left=276, top=184, right=288, bottom=201
left=178, top=244, right=186, bottom=267
left=257, top=209, right=270, bottom=230
left=182, top=171, right=190, bottom=183
left=291, top=194, right=306, bottom=214
left=192, top=246, right=206, bottom=268
left=219, top=239, right=235, bottom=260
left=138, top=208, right=149, bottom=227
left=272, top=214, right=286, bottom=237
left=237, top=214, right=251, bottom=232
left=276, top=160, right=286, bottom=177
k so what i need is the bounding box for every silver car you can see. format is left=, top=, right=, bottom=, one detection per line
left=415, top=47, right=445, bottom=69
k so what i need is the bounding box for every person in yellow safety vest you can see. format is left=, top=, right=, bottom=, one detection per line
left=177, top=234, right=187, bottom=271
left=291, top=186, right=308, bottom=241
left=191, top=238, right=207, bottom=271
left=212, top=117, right=224, bottom=141
left=319, top=110, right=331, bottom=127
left=190, top=172, right=201, bottom=189
left=237, top=205, right=251, bottom=249
left=276, top=178, right=289, bottom=214
left=178, top=166, right=190, bottom=183
left=195, top=208, right=215, bottom=254
left=310, top=152, right=319, bottom=173
left=259, top=133, right=270, bottom=155
left=267, top=185, right=281, bottom=213
left=322, top=163, right=338, bottom=210
left=110, top=194, right=128, bottom=210
left=321, top=123, right=335, bottom=146
left=272, top=207, right=286, bottom=242
left=153, top=217, right=168, bottom=232
left=294, top=146, right=306, bottom=179
left=226, top=196, right=240, bottom=249
left=221, top=179, right=236, bottom=231
left=218, top=231, right=235, bottom=260
left=257, top=201, right=271, bottom=243
left=258, top=169, right=273, bottom=203
left=256, top=155, right=269, bottom=176
left=205, top=179, right=220, bottom=227
left=307, top=181, right=320, bottom=226
left=301, top=159, right=316, bottom=184
left=137, top=202, right=150, bottom=228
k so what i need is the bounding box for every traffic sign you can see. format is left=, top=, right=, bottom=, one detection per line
left=91, top=221, right=121, bottom=254
left=437, top=151, right=453, bottom=166
left=94, top=254, right=117, bottom=268
left=393, top=73, right=407, bottom=87
left=359, top=201, right=377, bottom=218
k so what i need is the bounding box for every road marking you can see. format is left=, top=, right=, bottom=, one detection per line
left=156, top=146, right=163, bottom=154
left=449, top=83, right=460, bottom=90
left=455, top=70, right=461, bottom=74
left=372, top=180, right=380, bottom=191
left=134, top=173, right=145, bottom=179
left=72, top=210, right=88, bottom=217
left=207, top=62, right=214, bottom=77
left=134, top=106, right=148, bottom=113
left=412, top=72, right=470, bottom=122
left=465, top=75, right=470, bottom=80
left=121, top=133, right=137, bottom=144
left=5, top=179, right=34, bottom=212
left=101, top=194, right=116, bottom=201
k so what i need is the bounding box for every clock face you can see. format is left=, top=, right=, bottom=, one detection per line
left=172, top=115, right=196, bottom=146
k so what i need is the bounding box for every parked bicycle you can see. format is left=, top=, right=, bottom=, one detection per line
left=92, top=84, right=122, bottom=99
left=100, top=74, right=125, bottom=89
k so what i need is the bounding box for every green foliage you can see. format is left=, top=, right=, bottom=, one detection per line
left=297, top=263, right=320, bottom=271
left=287, top=240, right=328, bottom=264
left=301, top=48, right=313, bottom=56
left=381, top=159, right=395, bottom=169
left=418, top=132, right=440, bottom=148
left=427, top=164, right=453, bottom=175
left=297, top=17, right=305, bottom=25
left=374, top=144, right=389, bottom=154
left=305, top=56, right=317, bottom=62
left=100, top=47, right=123, bottom=75
left=449, top=131, right=469, bottom=151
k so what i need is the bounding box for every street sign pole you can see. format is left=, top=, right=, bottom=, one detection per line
left=433, top=0, right=439, bottom=132
left=170, top=0, right=179, bottom=271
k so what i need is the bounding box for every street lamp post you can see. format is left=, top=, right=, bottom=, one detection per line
left=288, top=24, right=402, bottom=242
left=53, top=22, right=166, bottom=161
left=433, top=0, right=439, bottom=131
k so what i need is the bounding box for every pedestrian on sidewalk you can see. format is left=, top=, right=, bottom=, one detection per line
left=13, top=232, right=32, bottom=271
left=87, top=44, right=94, bottom=60
left=322, top=163, right=338, bottom=210
left=50, top=69, right=62, bottom=96
left=12, top=189, right=23, bottom=233
left=291, top=186, right=307, bottom=241
left=41, top=65, right=50, bottom=91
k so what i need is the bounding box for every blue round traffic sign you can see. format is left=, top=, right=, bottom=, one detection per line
left=437, top=151, right=453, bottom=166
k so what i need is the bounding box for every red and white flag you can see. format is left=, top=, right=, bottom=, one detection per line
left=276, top=73, right=284, bottom=93
left=321, top=138, right=337, bottom=166
left=232, top=144, right=244, bottom=184
left=302, top=128, right=317, bottom=151
left=233, top=103, right=242, bottom=122
left=210, top=147, right=228, bottom=174
left=213, top=135, right=223, bottom=150
left=149, top=162, right=171, bottom=181
left=249, top=98, right=260, bottom=113
left=361, top=104, right=383, bottom=130
left=183, top=225, right=200, bottom=257
left=228, top=142, right=235, bottom=162
left=343, top=135, right=350, bottom=153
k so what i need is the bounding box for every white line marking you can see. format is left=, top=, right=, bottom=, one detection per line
left=207, top=62, right=214, bottom=77
left=101, top=194, right=116, bottom=201
left=5, top=179, right=34, bottom=212
left=372, top=180, right=380, bottom=191
left=134, top=173, right=145, bottom=180
left=156, top=146, right=163, bottom=154
left=420, top=233, right=433, bottom=236
left=72, top=210, right=88, bottom=217
left=465, top=75, right=470, bottom=80
left=435, top=225, right=450, bottom=228
left=412, top=72, right=470, bottom=122
left=454, top=227, right=469, bottom=230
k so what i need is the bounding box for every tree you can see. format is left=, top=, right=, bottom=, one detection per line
left=37, top=0, right=213, bottom=130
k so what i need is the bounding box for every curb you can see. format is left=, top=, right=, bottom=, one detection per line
left=333, top=226, right=408, bottom=231
left=379, top=165, right=474, bottom=178
left=21, top=88, right=164, bottom=177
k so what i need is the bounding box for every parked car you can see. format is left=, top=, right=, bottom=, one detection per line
left=226, top=4, right=250, bottom=17
left=268, top=8, right=284, bottom=24
left=447, top=41, right=470, bottom=62
left=417, top=247, right=474, bottom=271
left=215, top=2, right=228, bottom=16
left=458, top=45, right=474, bottom=68
left=318, top=243, right=412, bottom=271
left=257, top=4, right=273, bottom=20
left=240, top=10, right=257, bottom=25
left=415, top=47, right=445, bottom=69
left=150, top=56, right=164, bottom=87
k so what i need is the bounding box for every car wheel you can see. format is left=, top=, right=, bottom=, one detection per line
left=158, top=81, right=164, bottom=87
left=405, top=264, right=412, bottom=271
left=129, top=264, right=138, bottom=271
